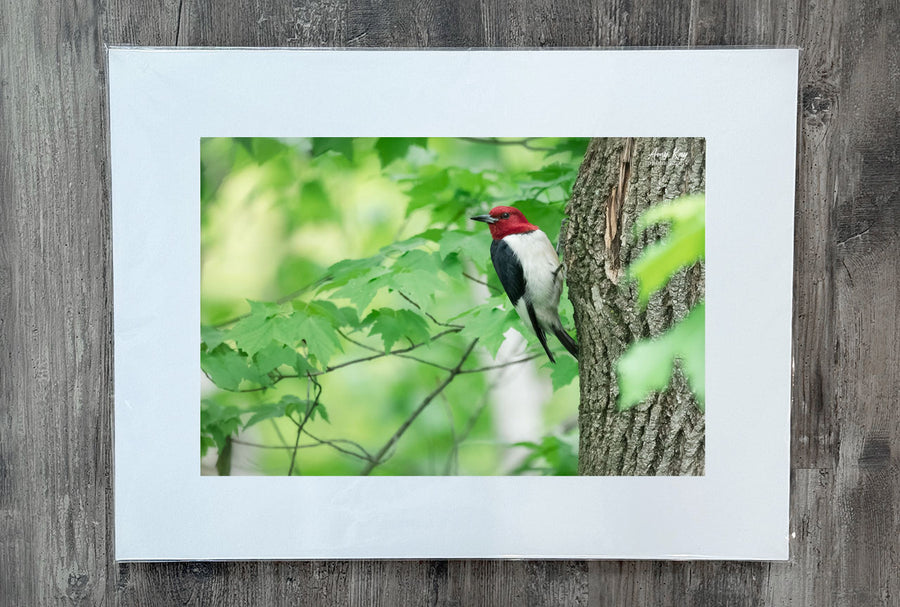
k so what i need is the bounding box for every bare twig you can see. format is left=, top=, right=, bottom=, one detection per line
left=396, top=290, right=463, bottom=329
left=360, top=339, right=479, bottom=475
left=232, top=432, right=374, bottom=465
left=454, top=396, right=491, bottom=451
left=232, top=434, right=374, bottom=465
left=462, top=272, right=501, bottom=293
left=269, top=417, right=290, bottom=447
left=335, top=328, right=459, bottom=371
left=440, top=392, right=458, bottom=475
left=231, top=438, right=328, bottom=450
left=458, top=354, right=542, bottom=374
left=392, top=353, right=452, bottom=371
left=288, top=373, right=322, bottom=475
left=233, top=327, right=462, bottom=393
left=301, top=430, right=375, bottom=462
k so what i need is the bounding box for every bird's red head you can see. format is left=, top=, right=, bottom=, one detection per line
left=470, top=206, right=538, bottom=240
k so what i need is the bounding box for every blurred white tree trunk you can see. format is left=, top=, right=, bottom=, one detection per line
left=486, top=329, right=548, bottom=470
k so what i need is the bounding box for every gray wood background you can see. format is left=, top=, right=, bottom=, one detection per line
left=1, top=0, right=897, bottom=604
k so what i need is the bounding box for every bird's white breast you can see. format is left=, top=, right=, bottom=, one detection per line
left=503, top=230, right=564, bottom=331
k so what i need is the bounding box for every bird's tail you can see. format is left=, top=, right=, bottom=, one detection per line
left=553, top=327, right=579, bottom=360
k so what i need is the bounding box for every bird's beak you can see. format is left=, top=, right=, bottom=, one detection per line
left=471, top=214, right=498, bottom=224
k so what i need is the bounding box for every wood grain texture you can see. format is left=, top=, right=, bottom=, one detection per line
left=1, top=0, right=898, bottom=605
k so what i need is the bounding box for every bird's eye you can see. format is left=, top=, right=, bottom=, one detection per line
left=501, top=212, right=510, bottom=219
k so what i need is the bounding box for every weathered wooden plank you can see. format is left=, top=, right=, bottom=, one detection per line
left=2, top=0, right=899, bottom=604
left=1, top=0, right=115, bottom=604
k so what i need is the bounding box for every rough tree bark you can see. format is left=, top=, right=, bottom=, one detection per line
left=563, top=137, right=706, bottom=476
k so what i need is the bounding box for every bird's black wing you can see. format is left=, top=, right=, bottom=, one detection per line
left=490, top=239, right=526, bottom=305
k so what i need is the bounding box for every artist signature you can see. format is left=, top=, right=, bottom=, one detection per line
left=648, top=148, right=689, bottom=166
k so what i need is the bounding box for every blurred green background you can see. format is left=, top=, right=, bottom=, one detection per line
left=200, top=137, right=587, bottom=476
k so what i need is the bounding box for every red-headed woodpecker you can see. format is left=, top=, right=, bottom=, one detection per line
left=472, top=206, right=578, bottom=363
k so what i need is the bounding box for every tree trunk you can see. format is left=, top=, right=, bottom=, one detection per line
left=564, top=137, right=706, bottom=476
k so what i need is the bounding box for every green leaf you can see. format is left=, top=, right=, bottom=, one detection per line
left=322, top=253, right=388, bottom=290
left=403, top=167, right=450, bottom=211
left=391, top=249, right=439, bottom=273
left=228, top=300, right=292, bottom=356
left=546, top=355, right=579, bottom=391
left=300, top=299, right=360, bottom=329
left=379, top=232, right=438, bottom=257
left=438, top=229, right=489, bottom=271
left=274, top=313, right=342, bottom=367
left=280, top=394, right=306, bottom=418
left=454, top=303, right=518, bottom=358
left=200, top=435, right=216, bottom=457
left=250, top=137, right=287, bottom=164
left=313, top=402, right=330, bottom=423
left=327, top=248, right=449, bottom=311
left=201, top=324, right=226, bottom=350
left=549, top=138, right=590, bottom=158
left=363, top=308, right=432, bottom=352
left=449, top=167, right=490, bottom=194
left=375, top=137, right=428, bottom=167
left=635, top=193, right=705, bottom=232
left=201, top=399, right=244, bottom=452
left=243, top=400, right=289, bottom=429
left=388, top=250, right=449, bottom=304
left=242, top=395, right=325, bottom=432
left=253, top=342, right=310, bottom=377
left=527, top=163, right=572, bottom=182
left=630, top=194, right=705, bottom=305
left=511, top=435, right=577, bottom=476
left=616, top=303, right=705, bottom=411
left=311, top=137, right=354, bottom=161
left=287, top=395, right=326, bottom=422
left=201, top=344, right=270, bottom=391
left=393, top=271, right=448, bottom=306
left=330, top=267, right=391, bottom=310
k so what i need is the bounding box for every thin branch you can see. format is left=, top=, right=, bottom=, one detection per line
left=269, top=417, right=290, bottom=447
left=301, top=430, right=375, bottom=462
left=339, top=330, right=453, bottom=370
left=458, top=354, right=542, bottom=374
left=360, top=339, right=479, bottom=475
left=455, top=395, right=491, bottom=450
left=288, top=373, right=321, bottom=475
left=392, top=353, right=453, bottom=371
left=462, top=272, right=501, bottom=294
left=334, top=327, right=459, bottom=371
left=233, top=431, right=374, bottom=464
left=231, top=435, right=373, bottom=465
left=287, top=412, right=304, bottom=475
left=232, top=382, right=275, bottom=393
left=396, top=290, right=462, bottom=329
left=233, top=327, right=462, bottom=393
left=336, top=329, right=386, bottom=353
left=231, top=438, right=329, bottom=451
left=440, top=391, right=458, bottom=475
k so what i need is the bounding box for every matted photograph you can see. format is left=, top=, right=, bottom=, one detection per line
left=110, top=48, right=796, bottom=559
left=200, top=136, right=705, bottom=477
